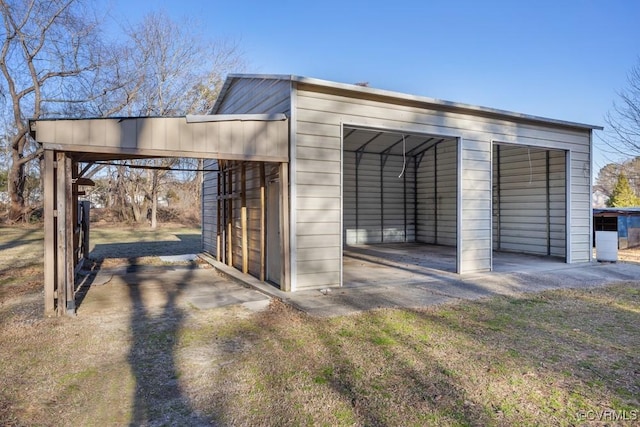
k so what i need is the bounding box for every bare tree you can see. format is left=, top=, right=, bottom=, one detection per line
left=104, top=11, right=244, bottom=228
left=605, top=57, right=640, bottom=155
left=0, top=0, right=111, bottom=221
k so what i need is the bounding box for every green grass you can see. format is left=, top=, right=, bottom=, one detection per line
left=0, top=225, right=639, bottom=426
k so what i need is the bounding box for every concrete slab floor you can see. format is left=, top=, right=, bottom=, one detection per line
left=203, top=246, right=640, bottom=318
left=287, top=244, right=640, bottom=316
left=75, top=264, right=271, bottom=317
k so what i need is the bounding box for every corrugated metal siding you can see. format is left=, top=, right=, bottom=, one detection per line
left=294, top=119, right=342, bottom=290
left=295, top=87, right=591, bottom=284
left=202, top=159, right=218, bottom=256
left=492, top=145, right=566, bottom=257
left=202, top=76, right=292, bottom=280
left=416, top=141, right=457, bottom=246
left=215, top=78, right=291, bottom=115
left=343, top=152, right=416, bottom=244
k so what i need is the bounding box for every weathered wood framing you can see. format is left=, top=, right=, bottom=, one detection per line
left=241, top=163, right=248, bottom=274
left=34, top=113, right=291, bottom=316
left=227, top=163, right=233, bottom=267
left=260, top=163, right=266, bottom=281
left=43, top=150, right=56, bottom=315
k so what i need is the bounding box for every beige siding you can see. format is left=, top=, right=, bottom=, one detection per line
left=215, top=78, right=291, bottom=115
left=36, top=117, right=288, bottom=162
left=202, top=159, right=219, bottom=256
left=492, top=145, right=566, bottom=257
left=295, top=87, right=591, bottom=285
left=344, top=152, right=416, bottom=244
left=416, top=140, right=457, bottom=246
left=202, top=76, right=292, bottom=282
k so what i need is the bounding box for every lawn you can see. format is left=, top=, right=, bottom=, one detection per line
left=0, top=224, right=638, bottom=426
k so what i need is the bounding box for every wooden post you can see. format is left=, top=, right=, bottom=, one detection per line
left=259, top=163, right=266, bottom=281
left=227, top=162, right=233, bottom=267
left=55, top=152, right=65, bottom=316
left=216, top=168, right=222, bottom=261
left=279, top=162, right=291, bottom=291
left=72, top=160, right=79, bottom=266
left=43, top=150, right=56, bottom=316
left=241, top=162, right=248, bottom=274
left=82, top=201, right=90, bottom=260
left=64, top=155, right=75, bottom=315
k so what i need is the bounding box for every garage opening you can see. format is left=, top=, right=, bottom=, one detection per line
left=492, top=143, right=567, bottom=260
left=342, top=126, right=460, bottom=280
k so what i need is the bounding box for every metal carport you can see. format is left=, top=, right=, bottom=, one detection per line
left=30, top=114, right=288, bottom=316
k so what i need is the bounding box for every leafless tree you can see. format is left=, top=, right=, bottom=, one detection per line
left=103, top=11, right=244, bottom=228
left=0, top=0, right=116, bottom=221
left=605, top=57, right=640, bottom=156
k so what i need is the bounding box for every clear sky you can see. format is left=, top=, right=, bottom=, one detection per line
left=106, top=0, right=640, bottom=174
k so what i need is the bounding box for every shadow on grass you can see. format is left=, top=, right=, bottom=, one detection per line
left=0, top=226, right=41, bottom=252
left=204, top=284, right=639, bottom=425
left=125, top=257, right=211, bottom=426
left=90, top=233, right=201, bottom=261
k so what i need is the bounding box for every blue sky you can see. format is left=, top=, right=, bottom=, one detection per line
left=106, top=0, right=640, bottom=174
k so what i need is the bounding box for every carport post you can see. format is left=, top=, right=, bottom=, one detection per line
left=55, top=152, right=75, bottom=316
left=43, top=150, right=56, bottom=315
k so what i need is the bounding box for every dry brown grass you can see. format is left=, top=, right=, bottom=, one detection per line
left=0, top=225, right=639, bottom=426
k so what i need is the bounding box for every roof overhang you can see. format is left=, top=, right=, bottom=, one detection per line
left=29, top=114, right=289, bottom=162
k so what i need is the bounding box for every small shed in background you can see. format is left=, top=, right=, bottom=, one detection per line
left=593, top=208, right=640, bottom=249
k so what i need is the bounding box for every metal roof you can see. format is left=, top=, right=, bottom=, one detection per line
left=594, top=207, right=640, bottom=216
left=215, top=74, right=603, bottom=131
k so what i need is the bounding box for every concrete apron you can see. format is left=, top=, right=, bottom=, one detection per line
left=202, top=252, right=640, bottom=318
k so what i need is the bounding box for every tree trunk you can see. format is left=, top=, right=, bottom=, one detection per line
left=8, top=148, right=26, bottom=222
left=150, top=170, right=159, bottom=229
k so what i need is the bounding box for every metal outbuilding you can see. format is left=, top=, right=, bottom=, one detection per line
left=202, top=74, right=601, bottom=292
left=31, top=74, right=602, bottom=315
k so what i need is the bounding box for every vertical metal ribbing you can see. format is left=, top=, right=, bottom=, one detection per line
left=403, top=158, right=407, bottom=242
left=496, top=145, right=501, bottom=250
left=355, top=153, right=359, bottom=244
left=414, top=156, right=418, bottom=242
left=434, top=146, right=438, bottom=244
left=380, top=153, right=384, bottom=243
left=546, top=151, right=552, bottom=255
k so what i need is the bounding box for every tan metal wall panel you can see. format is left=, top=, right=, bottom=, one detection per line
left=343, top=151, right=416, bottom=245
left=416, top=141, right=457, bottom=246
left=493, top=145, right=567, bottom=257
left=37, top=117, right=288, bottom=162
left=202, top=159, right=218, bottom=256
left=297, top=86, right=590, bottom=281
left=216, top=78, right=291, bottom=115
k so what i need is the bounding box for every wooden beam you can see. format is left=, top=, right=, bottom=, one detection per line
left=75, top=177, right=95, bottom=186
left=43, top=150, right=56, bottom=316
left=64, top=155, right=76, bottom=315
left=279, top=162, right=291, bottom=291
left=260, top=163, right=266, bottom=282
left=241, top=163, right=248, bottom=274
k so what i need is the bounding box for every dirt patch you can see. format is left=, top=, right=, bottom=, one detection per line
left=619, top=246, right=640, bottom=264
